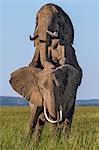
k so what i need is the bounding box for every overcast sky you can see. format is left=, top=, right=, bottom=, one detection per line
left=0, top=0, right=99, bottom=99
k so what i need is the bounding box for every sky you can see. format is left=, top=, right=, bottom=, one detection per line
left=0, top=0, right=99, bottom=99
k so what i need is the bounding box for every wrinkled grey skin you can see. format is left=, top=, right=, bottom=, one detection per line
left=10, top=4, right=82, bottom=142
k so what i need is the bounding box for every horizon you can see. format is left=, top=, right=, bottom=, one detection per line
left=0, top=0, right=99, bottom=100
left=1, top=96, right=99, bottom=107
left=0, top=95, right=99, bottom=100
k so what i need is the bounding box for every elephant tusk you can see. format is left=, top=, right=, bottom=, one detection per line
left=46, top=30, right=58, bottom=38
left=44, top=106, right=57, bottom=124
left=53, top=74, right=59, bottom=87
left=59, top=105, right=63, bottom=122
left=29, top=33, right=38, bottom=41
left=44, top=105, right=63, bottom=124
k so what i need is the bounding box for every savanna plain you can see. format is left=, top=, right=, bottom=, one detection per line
left=0, top=106, right=99, bottom=150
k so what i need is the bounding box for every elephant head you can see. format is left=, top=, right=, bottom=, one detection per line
left=30, top=3, right=74, bottom=46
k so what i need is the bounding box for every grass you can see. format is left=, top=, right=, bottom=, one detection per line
left=0, top=106, right=99, bottom=150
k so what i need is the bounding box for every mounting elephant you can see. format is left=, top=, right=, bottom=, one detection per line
left=9, top=4, right=82, bottom=141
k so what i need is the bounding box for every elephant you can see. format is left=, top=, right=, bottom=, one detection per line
left=9, top=4, right=82, bottom=141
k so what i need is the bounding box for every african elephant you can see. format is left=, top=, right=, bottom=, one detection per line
left=9, top=4, right=82, bottom=141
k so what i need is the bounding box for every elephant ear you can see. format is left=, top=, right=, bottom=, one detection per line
left=9, top=67, right=43, bottom=106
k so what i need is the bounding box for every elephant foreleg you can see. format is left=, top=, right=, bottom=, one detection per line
left=34, top=112, right=45, bottom=142
left=26, top=102, right=37, bottom=139
left=66, top=99, right=76, bottom=126
left=63, top=65, right=81, bottom=122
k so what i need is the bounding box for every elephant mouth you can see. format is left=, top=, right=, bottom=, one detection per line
left=44, top=105, right=63, bottom=124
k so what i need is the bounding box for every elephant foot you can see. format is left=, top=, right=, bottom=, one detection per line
left=61, top=119, right=71, bottom=138
left=62, top=119, right=70, bottom=133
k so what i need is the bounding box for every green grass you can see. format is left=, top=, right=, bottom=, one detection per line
left=0, top=106, right=99, bottom=150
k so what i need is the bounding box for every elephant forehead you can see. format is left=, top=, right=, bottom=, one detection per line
left=37, top=4, right=58, bottom=17
left=37, top=11, right=54, bottom=27
left=36, top=4, right=59, bottom=26
left=37, top=10, right=53, bottom=18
